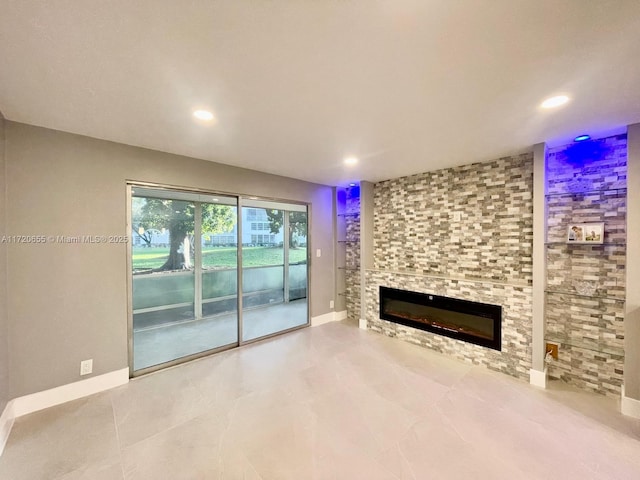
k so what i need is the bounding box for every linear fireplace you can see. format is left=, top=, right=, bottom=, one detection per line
left=379, top=286, right=502, bottom=350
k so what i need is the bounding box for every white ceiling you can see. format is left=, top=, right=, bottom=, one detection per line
left=1, top=1, right=640, bottom=187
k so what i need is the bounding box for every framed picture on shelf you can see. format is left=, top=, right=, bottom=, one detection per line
left=566, top=222, right=604, bottom=244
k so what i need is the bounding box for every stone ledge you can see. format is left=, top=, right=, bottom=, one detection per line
left=365, top=268, right=532, bottom=289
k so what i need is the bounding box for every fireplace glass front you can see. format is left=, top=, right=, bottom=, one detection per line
left=379, top=286, right=502, bottom=350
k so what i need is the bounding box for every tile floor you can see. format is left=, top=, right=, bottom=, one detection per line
left=1, top=320, right=640, bottom=479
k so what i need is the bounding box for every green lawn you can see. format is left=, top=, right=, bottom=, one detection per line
left=132, top=246, right=307, bottom=271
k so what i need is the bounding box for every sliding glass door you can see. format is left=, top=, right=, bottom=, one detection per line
left=130, top=187, right=238, bottom=371
left=241, top=200, right=308, bottom=341
left=129, top=186, right=309, bottom=374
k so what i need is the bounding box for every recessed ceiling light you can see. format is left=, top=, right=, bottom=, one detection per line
left=344, top=156, right=358, bottom=166
left=574, top=134, right=591, bottom=142
left=193, top=109, right=214, bottom=121
left=540, top=95, right=569, bottom=109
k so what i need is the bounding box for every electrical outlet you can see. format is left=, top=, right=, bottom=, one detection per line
left=80, top=359, right=93, bottom=376
left=316, top=249, right=322, bottom=257
left=330, top=300, right=334, bottom=309
left=453, top=211, right=462, bottom=222
left=546, top=343, right=559, bottom=360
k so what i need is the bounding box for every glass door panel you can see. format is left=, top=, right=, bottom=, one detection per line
left=131, top=187, right=239, bottom=372
left=200, top=196, right=239, bottom=348
left=287, top=210, right=309, bottom=328
left=241, top=200, right=308, bottom=341
left=241, top=205, right=284, bottom=341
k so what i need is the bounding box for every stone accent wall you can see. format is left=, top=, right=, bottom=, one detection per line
left=360, top=140, right=627, bottom=396
left=545, top=134, right=627, bottom=397
left=366, top=154, right=534, bottom=380
left=341, top=185, right=361, bottom=321
left=373, top=154, right=534, bottom=284
left=366, top=271, right=533, bottom=379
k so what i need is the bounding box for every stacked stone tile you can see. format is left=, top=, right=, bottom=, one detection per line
left=545, top=134, right=627, bottom=397
left=366, top=154, right=534, bottom=380
left=366, top=271, right=533, bottom=379
left=373, top=154, right=534, bottom=283
left=343, top=186, right=361, bottom=322
left=357, top=138, right=627, bottom=396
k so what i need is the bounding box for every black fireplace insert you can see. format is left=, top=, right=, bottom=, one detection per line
left=379, top=286, right=502, bottom=350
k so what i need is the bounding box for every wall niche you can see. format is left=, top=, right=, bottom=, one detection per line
left=545, top=134, right=627, bottom=397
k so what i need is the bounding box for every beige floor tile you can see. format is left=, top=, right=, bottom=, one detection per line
left=110, top=364, right=210, bottom=448
left=55, top=457, right=124, bottom=480
left=2, top=321, right=640, bottom=480
left=227, top=409, right=323, bottom=479
left=121, top=411, right=228, bottom=480
left=0, top=393, right=119, bottom=480
left=217, top=446, right=264, bottom=480
left=367, top=367, right=452, bottom=416
left=395, top=411, right=526, bottom=480
left=309, top=423, right=400, bottom=480
left=376, top=445, right=418, bottom=480
left=437, top=388, right=593, bottom=479
left=280, top=359, right=348, bottom=401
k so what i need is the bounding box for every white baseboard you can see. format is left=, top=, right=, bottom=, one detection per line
left=311, top=311, right=336, bottom=327
left=311, top=310, right=347, bottom=327
left=621, top=385, right=640, bottom=419
left=529, top=368, right=547, bottom=389
left=334, top=310, right=347, bottom=321
left=0, top=400, right=15, bottom=457
left=0, top=367, right=129, bottom=457
left=359, top=318, right=367, bottom=330
left=11, top=368, right=129, bottom=418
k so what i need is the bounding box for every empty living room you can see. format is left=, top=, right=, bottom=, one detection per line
left=1, top=1, right=640, bottom=479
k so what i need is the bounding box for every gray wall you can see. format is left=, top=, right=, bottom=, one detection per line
left=0, top=112, right=8, bottom=413
left=4, top=121, right=336, bottom=398
left=625, top=123, right=640, bottom=401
